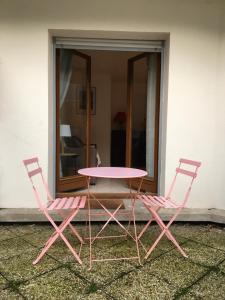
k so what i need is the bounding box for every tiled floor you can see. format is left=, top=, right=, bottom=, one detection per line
left=0, top=223, right=225, bottom=299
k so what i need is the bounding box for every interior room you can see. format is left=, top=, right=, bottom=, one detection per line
left=59, top=49, right=151, bottom=194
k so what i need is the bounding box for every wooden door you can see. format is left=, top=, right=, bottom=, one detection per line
left=126, top=52, right=161, bottom=193
left=56, top=49, right=91, bottom=193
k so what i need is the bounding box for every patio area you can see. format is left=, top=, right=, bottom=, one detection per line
left=0, top=223, right=225, bottom=299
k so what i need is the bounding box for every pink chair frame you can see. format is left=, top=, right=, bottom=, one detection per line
left=23, top=157, right=86, bottom=265
left=138, top=158, right=201, bottom=259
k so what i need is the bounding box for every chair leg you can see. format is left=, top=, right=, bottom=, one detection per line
left=33, top=214, right=73, bottom=265
left=137, top=207, right=168, bottom=254
left=164, top=229, right=188, bottom=258
left=143, top=206, right=173, bottom=242
left=54, top=209, right=83, bottom=264
left=137, top=206, right=160, bottom=240
left=34, top=229, right=82, bottom=265
left=144, top=224, right=187, bottom=259
left=138, top=218, right=153, bottom=240
left=144, top=208, right=187, bottom=260
left=56, top=210, right=84, bottom=244
left=33, top=232, right=60, bottom=265
left=58, top=232, right=82, bottom=264
left=33, top=208, right=82, bottom=265
left=68, top=224, right=84, bottom=244
left=44, top=214, right=71, bottom=246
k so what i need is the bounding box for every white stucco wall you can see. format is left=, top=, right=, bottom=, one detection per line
left=0, top=0, right=225, bottom=209
left=216, top=7, right=225, bottom=210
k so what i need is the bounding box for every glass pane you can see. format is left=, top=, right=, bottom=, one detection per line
left=146, top=54, right=157, bottom=178
left=131, top=54, right=157, bottom=177
left=59, top=50, right=87, bottom=178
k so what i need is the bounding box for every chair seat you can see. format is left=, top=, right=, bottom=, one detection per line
left=138, top=195, right=178, bottom=208
left=47, top=196, right=86, bottom=210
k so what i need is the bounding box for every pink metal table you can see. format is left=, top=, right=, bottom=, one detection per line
left=78, top=167, right=147, bottom=269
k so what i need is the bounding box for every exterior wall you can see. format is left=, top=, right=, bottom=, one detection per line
left=216, top=8, right=225, bottom=210
left=0, top=0, right=225, bottom=209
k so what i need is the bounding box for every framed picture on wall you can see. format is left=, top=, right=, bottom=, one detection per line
left=76, top=86, right=96, bottom=115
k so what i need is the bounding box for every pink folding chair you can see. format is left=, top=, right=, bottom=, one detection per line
left=137, top=158, right=201, bottom=260
left=23, top=157, right=86, bottom=265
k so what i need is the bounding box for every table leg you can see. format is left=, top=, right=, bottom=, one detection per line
left=87, top=176, right=92, bottom=271
left=86, top=175, right=144, bottom=268
left=132, top=197, right=141, bottom=264
left=133, top=177, right=144, bottom=265
left=126, top=180, right=133, bottom=234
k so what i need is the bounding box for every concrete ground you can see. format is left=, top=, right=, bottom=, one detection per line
left=0, top=223, right=225, bottom=299
left=1, top=207, right=225, bottom=223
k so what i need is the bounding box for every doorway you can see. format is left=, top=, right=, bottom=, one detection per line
left=55, top=48, right=161, bottom=196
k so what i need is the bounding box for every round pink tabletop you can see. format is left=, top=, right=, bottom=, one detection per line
left=78, top=167, right=147, bottom=179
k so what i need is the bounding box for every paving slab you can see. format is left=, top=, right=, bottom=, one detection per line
left=0, top=237, right=36, bottom=260
left=0, top=288, right=24, bottom=300
left=76, top=290, right=112, bottom=300
left=0, top=274, right=8, bottom=290
left=142, top=252, right=207, bottom=289
left=180, top=270, right=225, bottom=299
left=6, top=224, right=38, bottom=236
left=69, top=258, right=136, bottom=286
left=171, top=240, right=225, bottom=267
left=171, top=224, right=225, bottom=251
left=19, top=267, right=87, bottom=300
left=0, top=249, right=60, bottom=282
left=104, top=269, right=176, bottom=300
left=0, top=226, right=15, bottom=242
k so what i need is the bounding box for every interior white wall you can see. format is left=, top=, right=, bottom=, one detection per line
left=91, top=74, right=111, bottom=166
left=111, top=79, right=127, bottom=128
left=0, top=0, right=225, bottom=209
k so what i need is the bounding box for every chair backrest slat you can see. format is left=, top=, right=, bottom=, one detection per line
left=23, top=157, right=38, bottom=166
left=166, top=158, right=201, bottom=206
left=179, top=158, right=201, bottom=167
left=23, top=157, right=50, bottom=210
left=28, top=167, right=42, bottom=178
left=176, top=168, right=197, bottom=178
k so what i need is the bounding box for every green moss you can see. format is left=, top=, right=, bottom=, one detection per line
left=0, top=249, right=60, bottom=282
left=0, top=226, right=15, bottom=242
left=0, top=224, right=224, bottom=299
left=104, top=269, right=176, bottom=300
left=0, top=274, right=8, bottom=290
left=0, top=237, right=36, bottom=260
left=19, top=267, right=86, bottom=299
left=85, top=281, right=99, bottom=293
left=0, top=288, right=24, bottom=300
left=181, top=270, right=225, bottom=299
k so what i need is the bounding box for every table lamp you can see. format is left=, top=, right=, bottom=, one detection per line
left=113, top=112, right=126, bottom=129
left=60, top=124, right=71, bottom=153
